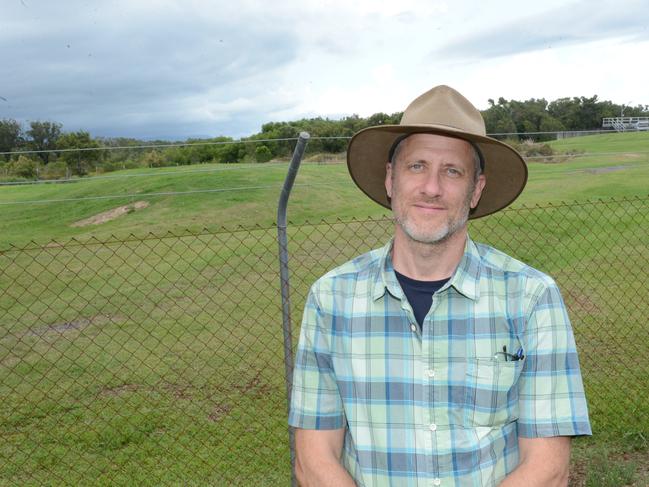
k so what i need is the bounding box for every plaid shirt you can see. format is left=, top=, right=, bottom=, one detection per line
left=289, top=237, right=591, bottom=487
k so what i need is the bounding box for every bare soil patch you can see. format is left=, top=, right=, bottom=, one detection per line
left=569, top=449, right=649, bottom=486
left=23, top=314, right=122, bottom=338
left=29, top=319, right=91, bottom=335
left=234, top=372, right=274, bottom=398
left=564, top=289, right=602, bottom=314
left=71, top=201, right=149, bottom=227
left=161, top=381, right=193, bottom=400
left=583, top=165, right=629, bottom=175
left=100, top=383, right=141, bottom=397
left=208, top=403, right=232, bottom=422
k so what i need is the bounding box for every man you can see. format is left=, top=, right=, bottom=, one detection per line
left=288, top=85, right=591, bottom=486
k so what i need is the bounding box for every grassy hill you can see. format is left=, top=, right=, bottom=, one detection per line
left=549, top=130, right=649, bottom=153
left=0, top=131, right=648, bottom=248
left=1, top=130, right=648, bottom=485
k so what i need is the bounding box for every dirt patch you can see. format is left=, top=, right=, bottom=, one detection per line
left=27, top=318, right=91, bottom=336
left=161, top=381, right=193, bottom=400
left=583, top=165, right=628, bottom=175
left=564, top=289, right=602, bottom=314
left=208, top=403, right=232, bottom=422
left=569, top=448, right=649, bottom=487
left=234, top=373, right=274, bottom=398
left=100, top=383, right=141, bottom=397
left=99, top=381, right=196, bottom=401
left=569, top=459, right=587, bottom=486
left=24, top=314, right=122, bottom=338
left=71, top=201, right=149, bottom=227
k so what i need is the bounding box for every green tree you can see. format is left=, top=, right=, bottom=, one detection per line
left=483, top=97, right=564, bottom=140
left=366, top=112, right=392, bottom=126
left=0, top=119, right=23, bottom=161
left=27, top=121, right=62, bottom=164
left=217, top=141, right=246, bottom=163
left=548, top=95, right=612, bottom=130
left=547, top=98, right=580, bottom=130
left=482, top=99, right=517, bottom=136
left=538, top=115, right=566, bottom=141
left=57, top=130, right=102, bottom=175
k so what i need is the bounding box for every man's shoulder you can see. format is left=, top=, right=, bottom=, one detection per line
left=313, top=243, right=387, bottom=289
left=472, top=240, right=556, bottom=287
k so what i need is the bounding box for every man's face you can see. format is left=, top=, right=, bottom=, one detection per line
left=385, top=133, right=486, bottom=245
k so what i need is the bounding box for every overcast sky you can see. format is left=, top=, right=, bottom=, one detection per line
left=2, top=0, right=648, bottom=139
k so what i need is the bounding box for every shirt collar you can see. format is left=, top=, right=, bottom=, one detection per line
left=372, top=236, right=482, bottom=302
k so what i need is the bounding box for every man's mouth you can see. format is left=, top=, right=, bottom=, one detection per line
left=413, top=203, right=445, bottom=211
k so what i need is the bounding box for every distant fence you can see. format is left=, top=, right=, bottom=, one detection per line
left=2, top=128, right=646, bottom=184
left=1, top=195, right=649, bottom=485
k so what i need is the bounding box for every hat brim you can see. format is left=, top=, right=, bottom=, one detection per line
left=346, top=124, right=528, bottom=219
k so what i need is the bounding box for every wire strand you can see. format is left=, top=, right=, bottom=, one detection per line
left=0, top=162, right=292, bottom=186
left=0, top=137, right=300, bottom=156
left=0, top=182, right=338, bottom=206
left=1, top=149, right=647, bottom=187
left=3, top=129, right=645, bottom=156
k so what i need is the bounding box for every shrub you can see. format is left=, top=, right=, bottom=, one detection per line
left=505, top=138, right=556, bottom=160
left=9, top=155, right=39, bottom=178
left=141, top=150, right=166, bottom=168
left=40, top=161, right=68, bottom=180
left=255, top=145, right=272, bottom=163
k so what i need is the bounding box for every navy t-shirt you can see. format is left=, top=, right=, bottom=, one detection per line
left=394, top=270, right=450, bottom=329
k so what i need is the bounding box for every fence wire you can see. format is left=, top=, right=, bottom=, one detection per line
left=1, top=195, right=648, bottom=485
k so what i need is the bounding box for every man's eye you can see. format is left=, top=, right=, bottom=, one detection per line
left=446, top=167, right=462, bottom=176
left=409, top=163, right=423, bottom=171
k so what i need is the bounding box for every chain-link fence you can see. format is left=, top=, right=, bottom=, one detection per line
left=1, top=195, right=648, bottom=485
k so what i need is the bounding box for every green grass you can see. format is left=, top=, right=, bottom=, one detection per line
left=1, top=131, right=648, bottom=485
left=549, top=130, right=649, bottom=153
left=570, top=437, right=649, bottom=487
left=0, top=130, right=648, bottom=248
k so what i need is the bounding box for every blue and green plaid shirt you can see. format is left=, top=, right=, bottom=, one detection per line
left=289, top=237, right=591, bottom=486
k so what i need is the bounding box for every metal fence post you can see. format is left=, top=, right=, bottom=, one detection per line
left=277, top=132, right=310, bottom=486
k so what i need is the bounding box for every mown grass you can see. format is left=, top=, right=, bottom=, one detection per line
left=1, top=229, right=290, bottom=485
left=1, top=131, right=648, bottom=485
left=549, top=130, right=649, bottom=153
left=0, top=130, right=648, bottom=248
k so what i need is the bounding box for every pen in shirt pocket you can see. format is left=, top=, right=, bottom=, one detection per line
left=495, top=345, right=525, bottom=362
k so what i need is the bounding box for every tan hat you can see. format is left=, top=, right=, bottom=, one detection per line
left=346, top=85, right=528, bottom=219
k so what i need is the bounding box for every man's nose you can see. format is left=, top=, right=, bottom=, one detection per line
left=419, top=169, right=442, bottom=197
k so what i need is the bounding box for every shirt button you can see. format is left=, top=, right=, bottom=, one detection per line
left=410, top=324, right=417, bottom=332
left=426, top=369, right=435, bottom=378
left=433, top=479, right=441, bottom=486
left=429, top=423, right=437, bottom=431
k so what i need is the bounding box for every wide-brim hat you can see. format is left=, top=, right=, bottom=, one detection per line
left=346, top=85, right=528, bottom=219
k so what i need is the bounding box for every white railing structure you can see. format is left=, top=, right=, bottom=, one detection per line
left=602, top=117, right=649, bottom=132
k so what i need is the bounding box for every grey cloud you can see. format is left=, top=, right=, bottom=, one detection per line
left=432, top=0, right=649, bottom=60
left=1, top=1, right=300, bottom=139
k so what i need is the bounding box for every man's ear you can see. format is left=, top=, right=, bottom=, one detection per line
left=470, top=174, right=486, bottom=209
left=385, top=162, right=393, bottom=199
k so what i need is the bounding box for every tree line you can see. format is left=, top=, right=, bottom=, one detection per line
left=1, top=95, right=647, bottom=180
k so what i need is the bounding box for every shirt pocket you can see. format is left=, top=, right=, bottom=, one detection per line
left=464, top=359, right=522, bottom=427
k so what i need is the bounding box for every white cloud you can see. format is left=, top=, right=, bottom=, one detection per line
left=433, top=0, right=649, bottom=60
left=1, top=0, right=648, bottom=139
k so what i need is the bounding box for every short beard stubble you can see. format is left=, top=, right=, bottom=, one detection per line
left=391, top=177, right=476, bottom=245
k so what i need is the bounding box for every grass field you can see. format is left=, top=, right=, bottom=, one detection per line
left=1, top=131, right=648, bottom=486
left=0, top=131, right=648, bottom=249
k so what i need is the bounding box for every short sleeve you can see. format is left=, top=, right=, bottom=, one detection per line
left=517, top=281, right=592, bottom=438
left=288, top=285, right=345, bottom=430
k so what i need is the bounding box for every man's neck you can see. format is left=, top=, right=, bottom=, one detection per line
left=391, top=227, right=467, bottom=281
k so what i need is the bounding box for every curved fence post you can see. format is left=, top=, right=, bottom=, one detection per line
left=277, top=132, right=310, bottom=486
